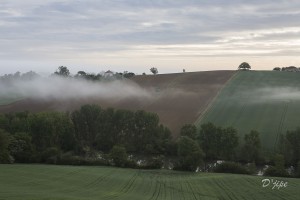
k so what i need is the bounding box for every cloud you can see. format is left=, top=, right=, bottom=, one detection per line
left=1, top=0, right=300, bottom=74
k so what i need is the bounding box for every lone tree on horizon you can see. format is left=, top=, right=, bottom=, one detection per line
left=54, top=66, right=70, bottom=77
left=150, top=67, right=158, bottom=75
left=238, top=62, right=251, bottom=70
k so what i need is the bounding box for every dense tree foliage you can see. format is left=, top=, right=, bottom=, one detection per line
left=213, top=161, right=250, bottom=175
left=9, top=132, right=34, bottom=163
left=109, top=145, right=128, bottom=167
left=241, top=130, right=262, bottom=163
left=0, top=129, right=11, bottom=163
left=264, top=154, right=289, bottom=177
left=53, top=67, right=134, bottom=81
left=1, top=105, right=298, bottom=176
left=123, top=71, right=135, bottom=78
left=0, top=105, right=171, bottom=165
left=75, top=71, right=103, bottom=81
left=279, top=128, right=300, bottom=167
left=176, top=136, right=204, bottom=171
left=272, top=66, right=300, bottom=72
left=0, top=71, right=39, bottom=84
left=71, top=105, right=171, bottom=155
left=297, top=161, right=300, bottom=178
left=281, top=66, right=299, bottom=72
left=273, top=67, right=281, bottom=71
left=180, top=124, right=197, bottom=140
left=198, top=123, right=239, bottom=160
left=1, top=68, right=135, bottom=84
left=54, top=66, right=70, bottom=77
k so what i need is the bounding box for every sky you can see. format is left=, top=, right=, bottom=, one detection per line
left=1, top=0, right=300, bottom=75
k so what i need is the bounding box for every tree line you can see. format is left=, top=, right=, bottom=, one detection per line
left=0, top=66, right=136, bottom=83
left=0, top=106, right=299, bottom=177
left=273, top=66, right=300, bottom=72
left=0, top=105, right=172, bottom=167
left=176, top=123, right=300, bottom=177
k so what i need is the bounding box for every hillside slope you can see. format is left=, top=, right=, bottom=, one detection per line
left=130, top=71, right=235, bottom=136
left=0, top=70, right=235, bottom=136
left=198, top=71, right=300, bottom=151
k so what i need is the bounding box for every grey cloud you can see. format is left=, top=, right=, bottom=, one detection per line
left=1, top=0, right=300, bottom=72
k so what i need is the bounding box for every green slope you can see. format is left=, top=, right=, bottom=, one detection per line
left=198, top=71, right=300, bottom=151
left=0, top=97, right=23, bottom=106
left=0, top=164, right=299, bottom=200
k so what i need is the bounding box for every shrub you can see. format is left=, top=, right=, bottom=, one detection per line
left=176, top=136, right=204, bottom=171
left=57, top=154, right=109, bottom=166
left=246, top=162, right=257, bottom=175
left=109, top=145, right=128, bottom=167
left=123, top=159, right=138, bottom=168
left=296, top=161, right=300, bottom=178
left=41, top=147, right=60, bottom=164
left=9, top=132, right=34, bottom=163
left=139, top=156, right=164, bottom=169
left=264, top=154, right=289, bottom=177
left=213, top=162, right=249, bottom=174
left=264, top=166, right=289, bottom=177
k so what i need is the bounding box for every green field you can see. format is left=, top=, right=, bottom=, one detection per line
left=0, top=97, right=23, bottom=106
left=198, top=71, right=300, bottom=151
left=0, top=164, right=299, bottom=200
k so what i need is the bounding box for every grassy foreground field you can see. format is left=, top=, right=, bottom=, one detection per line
left=0, top=164, right=299, bottom=200
left=198, top=71, right=300, bottom=151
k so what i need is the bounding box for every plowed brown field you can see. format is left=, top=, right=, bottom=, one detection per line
left=0, top=70, right=235, bottom=136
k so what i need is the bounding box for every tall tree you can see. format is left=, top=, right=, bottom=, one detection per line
left=199, top=123, right=239, bottom=160
left=150, top=67, right=158, bottom=75
left=177, top=136, right=204, bottom=171
left=0, top=129, right=11, bottom=163
left=54, top=66, right=70, bottom=77
left=238, top=62, right=251, bottom=70
left=264, top=154, right=289, bottom=177
left=29, top=112, right=75, bottom=152
left=198, top=122, right=220, bottom=160
left=180, top=124, right=197, bottom=140
left=219, top=127, right=239, bottom=160
left=242, top=130, right=261, bottom=162
left=75, top=71, right=87, bottom=79
left=72, top=105, right=102, bottom=150
left=109, top=145, right=128, bottom=167
left=95, top=108, right=116, bottom=152
left=279, top=128, right=300, bottom=166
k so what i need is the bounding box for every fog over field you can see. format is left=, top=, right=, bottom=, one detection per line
left=0, top=70, right=235, bottom=136
left=256, top=87, right=300, bottom=101
left=0, top=77, right=154, bottom=101
left=241, top=87, right=300, bottom=104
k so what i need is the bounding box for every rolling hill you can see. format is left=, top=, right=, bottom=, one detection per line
left=2, top=70, right=300, bottom=152
left=0, top=70, right=235, bottom=136
left=197, top=71, right=300, bottom=151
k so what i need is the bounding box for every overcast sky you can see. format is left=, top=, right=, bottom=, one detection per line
left=1, top=0, right=300, bottom=75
